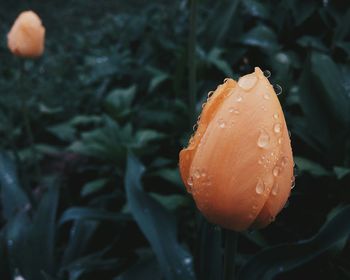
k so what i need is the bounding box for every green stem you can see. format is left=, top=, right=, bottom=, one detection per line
left=188, top=0, right=197, bottom=125
left=18, top=61, right=41, bottom=186
left=223, top=229, right=238, bottom=280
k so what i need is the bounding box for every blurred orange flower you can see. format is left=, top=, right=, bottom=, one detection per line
left=7, top=11, right=45, bottom=58
left=179, top=67, right=294, bottom=231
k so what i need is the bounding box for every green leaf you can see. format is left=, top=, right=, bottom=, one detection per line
left=333, top=166, right=350, bottom=180
left=294, top=156, right=331, bottom=177
left=115, top=255, right=161, bottom=280
left=47, top=122, right=76, bottom=142
left=5, top=187, right=59, bottom=279
left=105, top=85, right=136, bottom=119
left=152, top=168, right=184, bottom=188
left=242, top=0, right=269, bottom=18
left=297, top=36, right=327, bottom=51
left=241, top=25, right=279, bottom=51
left=239, top=205, right=350, bottom=280
left=0, top=152, right=29, bottom=220
left=311, top=52, right=350, bottom=125
left=125, top=153, right=195, bottom=280
left=59, top=207, right=130, bottom=225
left=81, top=178, right=109, bottom=197
left=149, top=193, right=190, bottom=211
left=206, top=48, right=233, bottom=77
left=61, top=220, right=99, bottom=267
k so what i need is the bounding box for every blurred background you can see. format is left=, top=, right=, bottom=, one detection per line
left=0, top=0, right=350, bottom=279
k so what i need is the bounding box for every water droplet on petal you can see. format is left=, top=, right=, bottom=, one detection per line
left=238, top=74, right=257, bottom=90
left=274, top=84, right=282, bottom=95
left=263, top=70, right=271, bottom=78
left=273, top=166, right=280, bottom=177
left=272, top=183, right=279, bottom=196
left=263, top=92, right=270, bottom=100
left=291, top=176, right=296, bottom=189
left=257, top=130, right=270, bottom=148
left=193, top=123, right=198, bottom=131
left=278, top=137, right=282, bottom=144
left=218, top=118, right=226, bottom=128
left=235, top=95, right=243, bottom=102
left=194, top=169, right=201, bottom=179
left=228, top=107, right=239, bottom=114
left=224, top=78, right=229, bottom=83
left=255, top=178, right=265, bottom=194
left=202, top=102, right=207, bottom=108
left=274, top=123, right=281, bottom=133
left=187, top=176, right=193, bottom=186
left=273, top=112, right=279, bottom=119
left=207, top=91, right=214, bottom=99
left=281, top=156, right=288, bottom=167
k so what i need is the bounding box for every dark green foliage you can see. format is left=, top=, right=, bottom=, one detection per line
left=0, top=0, right=350, bottom=279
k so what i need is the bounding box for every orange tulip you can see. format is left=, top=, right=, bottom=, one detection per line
left=7, top=11, right=45, bottom=58
left=179, top=67, right=294, bottom=231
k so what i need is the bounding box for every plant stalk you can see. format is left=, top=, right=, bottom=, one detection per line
left=223, top=229, right=238, bottom=280
left=19, top=60, right=41, bottom=188
left=188, top=0, right=198, bottom=125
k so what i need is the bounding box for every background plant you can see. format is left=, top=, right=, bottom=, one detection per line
left=0, top=0, right=350, bottom=279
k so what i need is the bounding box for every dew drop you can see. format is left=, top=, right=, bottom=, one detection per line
left=201, top=171, right=207, bottom=177
left=278, top=137, right=282, bottom=144
left=272, top=183, right=279, bottom=196
left=281, top=156, right=288, bottom=167
left=228, top=107, right=240, bottom=114
left=291, top=176, right=296, bottom=189
left=263, top=92, right=270, bottom=100
left=257, top=130, right=270, bottom=148
left=273, top=112, right=279, bottom=119
left=194, top=169, right=201, bottom=179
left=273, top=166, right=280, bottom=177
left=202, top=102, right=207, bottom=108
left=224, top=78, right=229, bottom=83
left=261, top=105, right=267, bottom=111
left=238, top=74, right=258, bottom=90
left=193, top=123, right=198, bottom=131
left=273, top=123, right=281, bottom=133
left=207, top=91, right=214, bottom=99
left=217, top=118, right=226, bottom=128
left=263, top=70, right=271, bottom=78
left=273, top=84, right=282, bottom=95
left=255, top=178, right=265, bottom=194
left=187, top=176, right=193, bottom=186
left=235, top=95, right=243, bottom=102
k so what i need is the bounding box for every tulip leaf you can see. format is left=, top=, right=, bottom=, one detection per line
left=115, top=254, right=162, bottom=280
left=6, top=187, right=58, bottom=279
left=125, top=153, right=195, bottom=280
left=310, top=52, right=350, bottom=125
left=59, top=207, right=130, bottom=225
left=333, top=166, right=350, bottom=180
left=239, top=205, right=350, bottom=280
left=0, top=152, right=29, bottom=220
left=294, top=156, right=331, bottom=177
left=241, top=25, right=279, bottom=51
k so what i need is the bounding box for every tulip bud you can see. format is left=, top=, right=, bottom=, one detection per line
left=179, top=67, right=294, bottom=231
left=7, top=11, right=45, bottom=58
